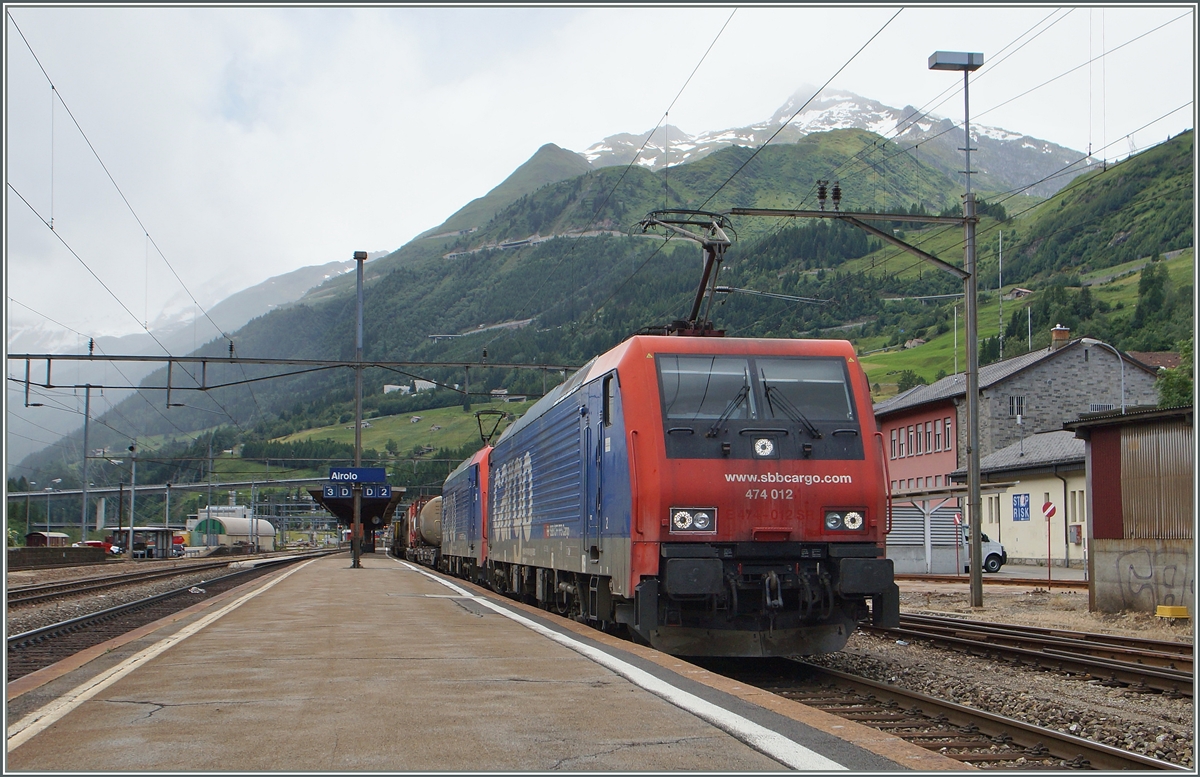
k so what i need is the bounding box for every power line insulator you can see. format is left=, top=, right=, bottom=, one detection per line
left=832, top=182, right=842, bottom=211
left=817, top=180, right=828, bottom=211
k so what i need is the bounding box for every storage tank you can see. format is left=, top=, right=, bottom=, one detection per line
left=418, top=497, right=442, bottom=547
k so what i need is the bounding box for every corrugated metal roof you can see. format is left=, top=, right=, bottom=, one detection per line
left=951, top=430, right=1084, bottom=476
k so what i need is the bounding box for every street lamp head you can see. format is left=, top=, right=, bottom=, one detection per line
left=929, top=51, right=984, bottom=71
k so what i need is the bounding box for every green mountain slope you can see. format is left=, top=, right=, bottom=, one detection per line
left=14, top=130, right=1193, bottom=501
left=416, top=143, right=595, bottom=239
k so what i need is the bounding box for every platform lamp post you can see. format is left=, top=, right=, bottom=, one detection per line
left=930, top=50, right=985, bottom=607
left=352, top=250, right=368, bottom=569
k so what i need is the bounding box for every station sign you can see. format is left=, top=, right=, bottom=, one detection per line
left=323, top=484, right=392, bottom=500
left=329, top=467, right=387, bottom=483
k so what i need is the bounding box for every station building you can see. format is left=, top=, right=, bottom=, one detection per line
left=949, top=430, right=1087, bottom=568
left=874, top=327, right=1159, bottom=574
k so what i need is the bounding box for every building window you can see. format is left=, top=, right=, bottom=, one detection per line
left=914, top=424, right=922, bottom=454
left=1009, top=395, right=1026, bottom=417
left=945, top=417, right=953, bottom=451
left=925, top=421, right=932, bottom=452
left=907, top=426, right=915, bottom=457
left=935, top=475, right=941, bottom=487
left=898, top=428, right=906, bottom=458
left=890, top=429, right=897, bottom=459
left=934, top=419, right=943, bottom=451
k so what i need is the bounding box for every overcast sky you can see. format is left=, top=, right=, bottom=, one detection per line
left=5, top=4, right=1195, bottom=342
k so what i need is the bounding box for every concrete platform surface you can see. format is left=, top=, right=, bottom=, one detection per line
left=6, top=553, right=960, bottom=772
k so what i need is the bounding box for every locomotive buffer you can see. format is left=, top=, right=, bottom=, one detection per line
left=309, top=467, right=404, bottom=565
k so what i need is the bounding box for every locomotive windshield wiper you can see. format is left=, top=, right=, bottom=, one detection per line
left=762, top=382, right=822, bottom=439
left=706, top=384, right=749, bottom=438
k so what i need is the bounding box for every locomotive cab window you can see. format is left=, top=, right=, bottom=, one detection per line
left=602, top=374, right=615, bottom=427
left=756, top=358, right=856, bottom=421
left=658, top=356, right=757, bottom=420
left=655, top=354, right=863, bottom=461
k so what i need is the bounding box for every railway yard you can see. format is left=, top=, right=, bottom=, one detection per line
left=5, top=553, right=1194, bottom=771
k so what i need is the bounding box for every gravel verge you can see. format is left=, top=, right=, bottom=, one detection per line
left=799, top=584, right=1195, bottom=768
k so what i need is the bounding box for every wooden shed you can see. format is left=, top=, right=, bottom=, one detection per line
left=1064, top=405, right=1193, bottom=614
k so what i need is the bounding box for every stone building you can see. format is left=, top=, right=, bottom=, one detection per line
left=874, top=327, right=1159, bottom=573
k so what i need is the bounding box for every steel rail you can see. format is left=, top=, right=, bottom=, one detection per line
left=861, top=621, right=1192, bottom=697
left=7, top=560, right=240, bottom=606
left=796, top=662, right=1188, bottom=771
left=896, top=613, right=1193, bottom=670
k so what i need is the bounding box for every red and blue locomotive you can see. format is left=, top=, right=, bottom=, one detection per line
left=409, top=334, right=898, bottom=657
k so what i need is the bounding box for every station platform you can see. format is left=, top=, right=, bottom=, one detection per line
left=7, top=553, right=965, bottom=771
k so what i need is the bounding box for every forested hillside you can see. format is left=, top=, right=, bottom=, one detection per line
left=12, top=128, right=1193, bottom=524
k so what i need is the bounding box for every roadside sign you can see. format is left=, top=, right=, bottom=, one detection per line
left=329, top=467, right=387, bottom=483
left=1042, top=501, right=1056, bottom=519
left=1013, top=493, right=1031, bottom=521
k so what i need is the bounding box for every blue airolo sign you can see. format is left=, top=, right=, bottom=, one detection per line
left=328, top=467, right=387, bottom=483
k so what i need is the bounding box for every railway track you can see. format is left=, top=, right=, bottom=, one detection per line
left=895, top=573, right=1089, bottom=590
left=862, top=613, right=1193, bottom=698
left=6, top=556, right=317, bottom=682
left=698, top=657, right=1187, bottom=770
left=6, top=560, right=246, bottom=606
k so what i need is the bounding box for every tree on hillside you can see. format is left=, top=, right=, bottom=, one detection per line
left=1157, top=338, right=1193, bottom=408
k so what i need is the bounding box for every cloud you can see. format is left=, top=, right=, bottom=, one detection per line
left=5, top=6, right=1194, bottom=339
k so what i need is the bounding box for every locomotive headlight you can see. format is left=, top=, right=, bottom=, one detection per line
left=670, top=507, right=716, bottom=533
left=824, top=512, right=844, bottom=530
left=753, top=438, right=775, bottom=457
left=843, top=511, right=864, bottom=530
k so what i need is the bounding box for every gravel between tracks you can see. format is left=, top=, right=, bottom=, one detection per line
left=5, top=559, right=236, bottom=637
left=803, top=584, right=1195, bottom=768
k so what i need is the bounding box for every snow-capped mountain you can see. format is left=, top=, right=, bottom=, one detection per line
left=582, top=86, right=1091, bottom=198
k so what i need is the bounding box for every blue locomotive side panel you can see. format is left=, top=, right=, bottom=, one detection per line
left=441, top=461, right=479, bottom=562
left=491, top=394, right=584, bottom=551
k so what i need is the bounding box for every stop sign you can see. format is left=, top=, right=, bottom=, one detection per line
left=1042, top=502, right=1056, bottom=519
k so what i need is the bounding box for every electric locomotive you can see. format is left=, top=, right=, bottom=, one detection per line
left=436, top=334, right=898, bottom=657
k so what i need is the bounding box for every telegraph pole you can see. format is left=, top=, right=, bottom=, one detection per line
left=80, top=384, right=91, bottom=540
left=352, top=250, right=367, bottom=569
left=128, top=444, right=137, bottom=559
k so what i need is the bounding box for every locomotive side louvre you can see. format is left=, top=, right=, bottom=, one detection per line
left=441, top=448, right=489, bottom=580
left=485, top=369, right=632, bottom=594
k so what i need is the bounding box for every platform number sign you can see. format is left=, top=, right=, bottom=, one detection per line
left=324, top=484, right=390, bottom=500
left=1012, top=493, right=1031, bottom=522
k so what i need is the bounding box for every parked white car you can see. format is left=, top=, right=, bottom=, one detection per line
left=961, top=528, right=1007, bottom=573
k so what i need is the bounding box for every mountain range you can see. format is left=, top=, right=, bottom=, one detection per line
left=7, top=84, right=1148, bottom=474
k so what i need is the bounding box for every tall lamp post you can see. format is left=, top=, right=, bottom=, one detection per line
left=1081, top=338, right=1126, bottom=413
left=930, top=50, right=985, bottom=607
left=351, top=250, right=368, bottom=569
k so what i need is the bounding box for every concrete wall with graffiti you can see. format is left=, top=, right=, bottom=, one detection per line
left=1091, top=538, right=1194, bottom=614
